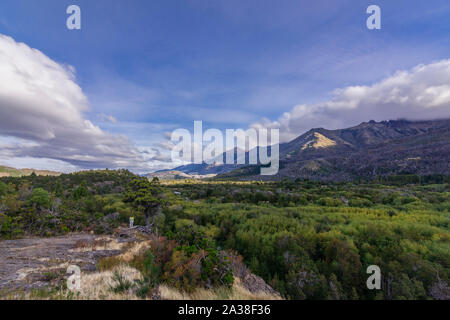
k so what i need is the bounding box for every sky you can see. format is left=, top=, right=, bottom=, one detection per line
left=1, top=0, right=450, bottom=173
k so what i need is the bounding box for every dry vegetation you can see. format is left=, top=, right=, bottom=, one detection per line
left=0, top=239, right=281, bottom=300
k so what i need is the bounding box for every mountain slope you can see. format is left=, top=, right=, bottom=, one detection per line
left=156, top=147, right=251, bottom=176
left=147, top=170, right=216, bottom=180
left=219, top=119, right=450, bottom=180
left=0, top=165, right=61, bottom=177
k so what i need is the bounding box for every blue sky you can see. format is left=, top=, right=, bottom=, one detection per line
left=1, top=1, right=450, bottom=172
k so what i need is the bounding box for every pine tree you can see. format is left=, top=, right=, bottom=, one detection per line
left=124, top=177, right=164, bottom=227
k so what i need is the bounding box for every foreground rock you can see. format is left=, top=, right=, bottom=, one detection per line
left=0, top=233, right=132, bottom=292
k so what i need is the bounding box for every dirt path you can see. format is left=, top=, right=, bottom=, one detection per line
left=0, top=233, right=128, bottom=291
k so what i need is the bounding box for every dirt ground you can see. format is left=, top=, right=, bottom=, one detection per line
left=0, top=233, right=129, bottom=292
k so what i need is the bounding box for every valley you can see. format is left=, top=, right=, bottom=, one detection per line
left=0, top=168, right=449, bottom=300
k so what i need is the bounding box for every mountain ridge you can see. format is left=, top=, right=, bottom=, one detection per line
left=161, top=119, right=450, bottom=181
left=0, top=165, right=61, bottom=177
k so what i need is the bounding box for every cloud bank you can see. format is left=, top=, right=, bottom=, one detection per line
left=251, top=59, right=450, bottom=142
left=1, top=33, right=450, bottom=172
left=0, top=34, right=150, bottom=171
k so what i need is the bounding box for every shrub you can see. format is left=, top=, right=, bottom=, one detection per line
left=110, top=271, right=134, bottom=293
left=0, top=182, right=7, bottom=198
left=28, top=188, right=50, bottom=209
left=131, top=233, right=234, bottom=293
left=72, top=181, right=89, bottom=200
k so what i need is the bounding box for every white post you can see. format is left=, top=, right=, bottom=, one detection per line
left=129, top=217, right=134, bottom=228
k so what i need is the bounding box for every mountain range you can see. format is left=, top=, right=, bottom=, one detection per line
left=159, top=119, right=450, bottom=181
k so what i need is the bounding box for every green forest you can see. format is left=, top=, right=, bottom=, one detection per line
left=0, top=170, right=449, bottom=300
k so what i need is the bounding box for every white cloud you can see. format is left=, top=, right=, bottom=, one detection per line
left=97, top=113, right=118, bottom=124
left=0, top=156, right=78, bottom=173
left=0, top=34, right=150, bottom=171
left=251, top=59, right=450, bottom=142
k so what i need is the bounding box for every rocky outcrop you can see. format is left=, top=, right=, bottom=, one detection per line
left=0, top=233, right=132, bottom=291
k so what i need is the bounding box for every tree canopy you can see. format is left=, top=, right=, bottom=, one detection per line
left=124, top=177, right=164, bottom=226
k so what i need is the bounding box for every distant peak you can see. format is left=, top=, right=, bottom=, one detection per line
left=301, top=132, right=337, bottom=150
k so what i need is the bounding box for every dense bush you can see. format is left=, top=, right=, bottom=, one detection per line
left=162, top=180, right=450, bottom=300
left=0, top=170, right=137, bottom=237
left=28, top=188, right=51, bottom=209
left=132, top=232, right=234, bottom=294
